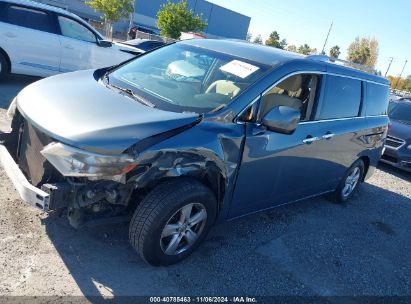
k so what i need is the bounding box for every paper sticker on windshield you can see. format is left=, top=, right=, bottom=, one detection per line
left=219, top=60, right=259, bottom=78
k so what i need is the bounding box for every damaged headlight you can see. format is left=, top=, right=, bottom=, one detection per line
left=6, top=97, right=17, bottom=120
left=41, top=142, right=137, bottom=178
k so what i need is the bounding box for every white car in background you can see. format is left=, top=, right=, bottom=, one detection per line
left=0, top=0, right=140, bottom=79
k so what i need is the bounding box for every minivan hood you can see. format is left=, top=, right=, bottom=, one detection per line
left=389, top=120, right=411, bottom=142
left=17, top=70, right=200, bottom=154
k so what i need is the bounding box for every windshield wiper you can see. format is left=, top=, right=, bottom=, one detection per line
left=108, top=83, right=155, bottom=108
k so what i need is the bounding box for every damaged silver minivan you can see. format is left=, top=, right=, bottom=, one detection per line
left=0, top=39, right=389, bottom=265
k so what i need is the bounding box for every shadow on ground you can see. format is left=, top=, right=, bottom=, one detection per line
left=41, top=181, right=411, bottom=297
left=378, top=162, right=411, bottom=183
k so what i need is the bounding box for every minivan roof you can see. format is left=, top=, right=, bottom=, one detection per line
left=181, top=39, right=389, bottom=85
left=4, top=0, right=71, bottom=15
left=2, top=0, right=103, bottom=37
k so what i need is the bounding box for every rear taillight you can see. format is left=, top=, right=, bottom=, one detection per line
left=388, top=122, right=392, bottom=129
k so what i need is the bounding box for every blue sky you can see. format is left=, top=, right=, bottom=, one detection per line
left=207, top=0, right=411, bottom=77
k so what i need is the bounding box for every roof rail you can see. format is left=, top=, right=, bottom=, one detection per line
left=307, top=55, right=377, bottom=75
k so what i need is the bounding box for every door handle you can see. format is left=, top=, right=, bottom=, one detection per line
left=4, top=32, right=16, bottom=38
left=322, top=133, right=335, bottom=140
left=303, top=136, right=320, bottom=144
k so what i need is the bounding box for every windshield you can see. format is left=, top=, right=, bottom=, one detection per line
left=388, top=101, right=411, bottom=124
left=107, top=43, right=270, bottom=113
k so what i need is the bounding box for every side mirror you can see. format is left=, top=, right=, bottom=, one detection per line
left=98, top=40, right=112, bottom=48
left=262, top=106, right=300, bottom=134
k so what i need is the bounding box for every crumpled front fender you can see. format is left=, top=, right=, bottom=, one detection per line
left=128, top=120, right=246, bottom=221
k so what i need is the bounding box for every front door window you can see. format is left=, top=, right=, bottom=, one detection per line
left=58, top=16, right=96, bottom=43
left=259, top=74, right=320, bottom=121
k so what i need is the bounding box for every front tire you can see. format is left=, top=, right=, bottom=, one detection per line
left=334, top=159, right=364, bottom=202
left=0, top=53, right=9, bottom=80
left=129, top=178, right=217, bottom=266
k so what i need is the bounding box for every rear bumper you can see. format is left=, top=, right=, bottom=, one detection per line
left=0, top=144, right=50, bottom=211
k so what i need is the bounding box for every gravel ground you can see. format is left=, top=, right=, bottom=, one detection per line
left=0, top=78, right=411, bottom=297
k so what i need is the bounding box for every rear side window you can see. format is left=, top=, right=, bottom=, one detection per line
left=4, top=5, right=53, bottom=33
left=316, top=75, right=361, bottom=120
left=364, top=83, right=389, bottom=116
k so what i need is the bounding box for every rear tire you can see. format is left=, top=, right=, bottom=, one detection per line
left=334, top=159, right=364, bottom=202
left=129, top=178, right=217, bottom=266
left=0, top=53, right=9, bottom=80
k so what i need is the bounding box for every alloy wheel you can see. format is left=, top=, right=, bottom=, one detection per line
left=160, top=203, right=207, bottom=255
left=342, top=166, right=361, bottom=198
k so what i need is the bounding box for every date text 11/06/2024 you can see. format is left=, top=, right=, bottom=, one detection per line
left=149, top=297, right=258, bottom=303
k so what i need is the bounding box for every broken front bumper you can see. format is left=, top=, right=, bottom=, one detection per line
left=0, top=144, right=50, bottom=211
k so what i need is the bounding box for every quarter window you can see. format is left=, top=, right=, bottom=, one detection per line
left=58, top=16, right=96, bottom=43
left=5, top=6, right=52, bottom=32
left=364, top=83, right=389, bottom=116
left=259, top=74, right=321, bottom=121
left=316, top=75, right=361, bottom=120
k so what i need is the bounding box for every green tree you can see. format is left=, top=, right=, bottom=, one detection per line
left=297, top=44, right=312, bottom=55
left=310, top=48, right=318, bottom=55
left=265, top=31, right=287, bottom=49
left=329, top=45, right=341, bottom=58
left=287, top=45, right=297, bottom=53
left=405, top=75, right=411, bottom=92
left=347, top=37, right=379, bottom=68
left=86, top=0, right=134, bottom=37
left=157, top=0, right=207, bottom=39
left=389, top=75, right=411, bottom=92
left=253, top=34, right=263, bottom=45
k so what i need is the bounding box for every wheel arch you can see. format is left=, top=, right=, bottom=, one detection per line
left=143, top=172, right=225, bottom=213
left=128, top=150, right=233, bottom=218
left=0, top=47, right=11, bottom=73
left=358, top=155, right=370, bottom=181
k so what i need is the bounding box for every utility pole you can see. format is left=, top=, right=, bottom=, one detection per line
left=321, top=21, right=333, bottom=55
left=394, top=60, right=408, bottom=90
left=384, top=57, right=394, bottom=77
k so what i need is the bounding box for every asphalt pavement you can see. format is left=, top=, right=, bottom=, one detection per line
left=0, top=74, right=39, bottom=109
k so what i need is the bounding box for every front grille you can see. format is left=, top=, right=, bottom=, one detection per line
left=16, top=119, right=61, bottom=187
left=385, top=136, right=405, bottom=149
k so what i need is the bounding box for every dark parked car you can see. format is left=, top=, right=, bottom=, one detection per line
left=120, top=39, right=166, bottom=52
left=127, top=26, right=157, bottom=40
left=381, top=98, right=411, bottom=172
left=0, top=39, right=390, bottom=265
